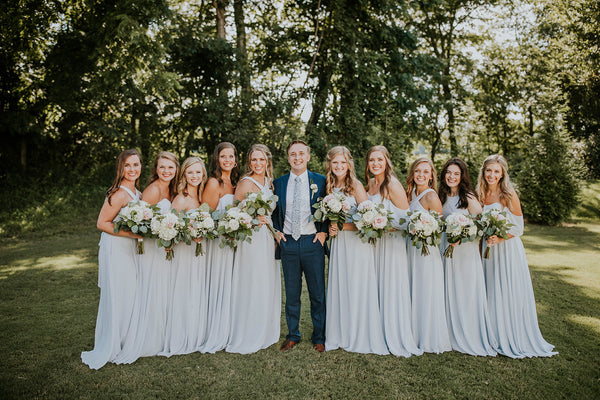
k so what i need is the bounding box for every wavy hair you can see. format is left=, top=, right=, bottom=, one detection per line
left=148, top=151, right=180, bottom=200
left=364, top=145, right=398, bottom=199
left=106, top=149, right=142, bottom=206
left=476, top=154, right=514, bottom=207
left=243, top=144, right=273, bottom=185
left=177, top=157, right=208, bottom=199
left=438, top=157, right=476, bottom=209
left=326, top=146, right=358, bottom=196
left=406, top=157, right=437, bottom=201
left=209, top=142, right=240, bottom=187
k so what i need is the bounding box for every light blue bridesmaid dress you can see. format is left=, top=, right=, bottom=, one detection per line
left=113, top=198, right=173, bottom=363
left=81, top=186, right=140, bottom=369
left=226, top=177, right=281, bottom=354
left=160, top=207, right=209, bottom=356
left=482, top=203, right=556, bottom=358
left=369, top=193, right=422, bottom=357
left=441, top=196, right=497, bottom=356
left=407, top=189, right=451, bottom=353
left=198, top=194, right=235, bottom=353
left=325, top=189, right=388, bottom=354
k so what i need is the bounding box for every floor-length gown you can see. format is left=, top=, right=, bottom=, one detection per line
left=441, top=196, right=497, bottom=356
left=482, top=203, right=556, bottom=358
left=198, top=194, right=235, bottom=353
left=160, top=208, right=209, bottom=356
left=407, top=189, right=452, bottom=353
left=226, top=178, right=281, bottom=354
left=325, top=190, right=388, bottom=354
left=81, top=186, right=140, bottom=369
left=113, top=198, right=173, bottom=363
left=369, top=193, right=422, bottom=357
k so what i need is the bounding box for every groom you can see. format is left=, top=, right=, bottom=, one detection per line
left=273, top=139, right=328, bottom=353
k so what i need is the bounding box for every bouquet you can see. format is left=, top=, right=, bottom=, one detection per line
left=476, top=209, right=514, bottom=259
left=404, top=210, right=443, bottom=256
left=113, top=200, right=159, bottom=254
left=312, top=192, right=353, bottom=234
left=442, top=213, right=480, bottom=258
left=187, top=204, right=217, bottom=256
left=239, top=191, right=279, bottom=238
left=352, top=200, right=393, bottom=245
left=214, top=206, right=254, bottom=250
left=150, top=210, right=188, bottom=260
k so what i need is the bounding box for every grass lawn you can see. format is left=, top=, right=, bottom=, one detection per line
left=1, top=185, right=599, bottom=399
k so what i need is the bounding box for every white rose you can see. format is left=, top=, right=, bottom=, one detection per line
left=228, top=219, right=240, bottom=231
left=362, top=210, right=376, bottom=224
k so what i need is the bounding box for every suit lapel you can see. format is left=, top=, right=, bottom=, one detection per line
left=278, top=173, right=290, bottom=218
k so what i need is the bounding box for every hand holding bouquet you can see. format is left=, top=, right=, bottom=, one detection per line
left=214, top=206, right=254, bottom=250
left=114, top=200, right=159, bottom=253
left=239, top=191, right=279, bottom=238
left=476, top=209, right=514, bottom=259
left=150, top=210, right=188, bottom=260
left=352, top=200, right=393, bottom=245
left=405, top=210, right=443, bottom=256
left=442, top=213, right=480, bottom=258
left=187, top=205, right=217, bottom=256
left=312, top=192, right=352, bottom=235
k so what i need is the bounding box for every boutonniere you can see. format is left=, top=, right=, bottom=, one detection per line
left=310, top=179, right=318, bottom=200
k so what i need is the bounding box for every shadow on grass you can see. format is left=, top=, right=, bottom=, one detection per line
left=523, top=223, right=600, bottom=253
left=0, top=235, right=599, bottom=399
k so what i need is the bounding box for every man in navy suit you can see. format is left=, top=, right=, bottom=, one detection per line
left=272, top=140, right=327, bottom=352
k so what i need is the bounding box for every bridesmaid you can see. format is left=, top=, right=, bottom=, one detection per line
left=114, top=151, right=179, bottom=363
left=81, top=149, right=142, bottom=369
left=476, top=154, right=556, bottom=358
left=161, top=157, right=209, bottom=356
left=226, top=144, right=281, bottom=354
left=439, top=157, right=497, bottom=356
left=199, top=142, right=240, bottom=353
left=405, top=157, right=451, bottom=353
left=365, top=146, right=422, bottom=357
left=325, top=146, right=388, bottom=354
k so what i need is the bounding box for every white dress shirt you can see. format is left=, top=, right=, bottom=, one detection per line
left=283, top=170, right=317, bottom=236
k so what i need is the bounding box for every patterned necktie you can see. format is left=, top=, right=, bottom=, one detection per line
left=292, top=176, right=302, bottom=240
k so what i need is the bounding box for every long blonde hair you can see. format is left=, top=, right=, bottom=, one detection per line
left=326, top=146, right=358, bottom=196
left=177, top=157, right=208, bottom=199
left=476, top=154, right=514, bottom=207
left=364, top=145, right=397, bottom=199
left=148, top=151, right=180, bottom=200
left=406, top=157, right=437, bottom=201
left=243, top=144, right=273, bottom=185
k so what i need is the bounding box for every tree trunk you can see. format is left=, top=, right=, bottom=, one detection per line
left=20, top=138, right=27, bottom=171
left=233, top=0, right=251, bottom=107
left=215, top=0, right=227, bottom=39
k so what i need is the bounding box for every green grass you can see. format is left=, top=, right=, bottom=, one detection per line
left=1, top=183, right=599, bottom=399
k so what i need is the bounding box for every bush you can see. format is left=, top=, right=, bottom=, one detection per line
left=515, top=127, right=582, bottom=224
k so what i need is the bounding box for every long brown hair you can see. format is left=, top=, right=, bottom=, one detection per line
left=177, top=157, right=208, bottom=199
left=209, top=142, right=240, bottom=187
left=476, top=154, right=514, bottom=207
left=106, top=149, right=142, bottom=205
left=406, top=157, right=437, bottom=201
left=364, top=145, right=397, bottom=199
left=148, top=151, right=180, bottom=200
left=243, top=144, right=274, bottom=185
left=438, top=157, right=476, bottom=209
left=326, top=146, right=358, bottom=196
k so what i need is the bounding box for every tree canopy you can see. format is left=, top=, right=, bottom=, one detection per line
left=1, top=0, right=597, bottom=223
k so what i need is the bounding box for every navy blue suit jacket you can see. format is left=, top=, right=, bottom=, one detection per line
left=272, top=170, right=328, bottom=259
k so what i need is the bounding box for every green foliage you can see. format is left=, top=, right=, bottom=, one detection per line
left=516, top=128, right=581, bottom=225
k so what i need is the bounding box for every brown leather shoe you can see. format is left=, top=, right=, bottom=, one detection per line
left=280, top=339, right=298, bottom=352
left=314, top=343, right=325, bottom=353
